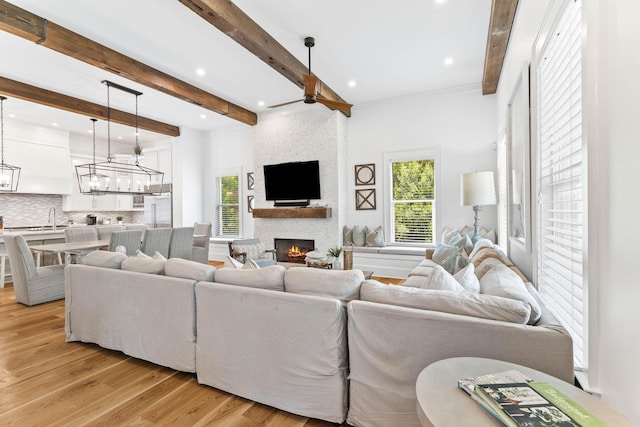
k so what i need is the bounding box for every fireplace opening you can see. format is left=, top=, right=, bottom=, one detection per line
left=274, top=238, right=315, bottom=263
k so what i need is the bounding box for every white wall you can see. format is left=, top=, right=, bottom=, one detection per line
left=347, top=86, right=498, bottom=242
left=172, top=127, right=207, bottom=227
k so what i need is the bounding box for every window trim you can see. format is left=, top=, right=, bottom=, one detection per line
left=383, top=148, right=441, bottom=246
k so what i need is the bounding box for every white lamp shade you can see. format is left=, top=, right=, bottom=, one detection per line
left=461, top=171, right=497, bottom=206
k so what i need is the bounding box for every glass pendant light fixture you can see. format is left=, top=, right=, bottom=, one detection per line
left=75, top=80, right=164, bottom=195
left=0, top=96, right=21, bottom=192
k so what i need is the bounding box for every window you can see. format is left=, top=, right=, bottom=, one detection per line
left=535, top=0, right=585, bottom=368
left=390, top=158, right=435, bottom=244
left=215, top=174, right=240, bottom=237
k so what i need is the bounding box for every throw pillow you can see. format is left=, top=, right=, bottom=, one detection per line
left=441, top=227, right=460, bottom=245
left=81, top=250, right=127, bottom=269
left=165, top=258, right=216, bottom=282
left=468, top=238, right=494, bottom=259
left=360, top=280, right=530, bottom=324
left=153, top=251, right=167, bottom=261
left=447, top=233, right=473, bottom=255
left=242, top=259, right=260, bottom=269
left=136, top=250, right=151, bottom=258
left=480, top=264, right=542, bottom=325
left=432, top=243, right=469, bottom=275
left=365, top=225, right=385, bottom=247
left=352, top=225, right=366, bottom=246
left=402, top=264, right=464, bottom=292
left=343, top=225, right=354, bottom=245
left=453, top=263, right=480, bottom=293
left=115, top=245, right=127, bottom=255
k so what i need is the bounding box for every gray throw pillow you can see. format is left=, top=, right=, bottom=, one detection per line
left=343, top=225, right=354, bottom=245
left=365, top=225, right=385, bottom=247
left=352, top=225, right=366, bottom=246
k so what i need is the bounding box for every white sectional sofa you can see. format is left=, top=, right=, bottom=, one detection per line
left=63, top=245, right=573, bottom=426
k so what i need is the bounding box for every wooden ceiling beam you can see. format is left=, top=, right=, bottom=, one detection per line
left=0, top=76, right=181, bottom=137
left=179, top=0, right=352, bottom=117
left=482, top=0, right=519, bottom=95
left=0, top=0, right=257, bottom=126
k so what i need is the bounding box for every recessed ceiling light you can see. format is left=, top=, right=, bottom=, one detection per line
left=9, top=114, right=15, bottom=118
left=88, top=130, right=93, bottom=134
left=444, top=57, right=454, bottom=65
left=435, top=0, right=447, bottom=4
left=200, top=114, right=207, bottom=119
left=258, top=100, right=265, bottom=107
left=52, top=122, right=58, bottom=127
left=134, top=132, right=140, bottom=136
left=117, top=136, right=123, bottom=140
left=196, top=68, right=206, bottom=76
left=348, top=80, right=357, bottom=88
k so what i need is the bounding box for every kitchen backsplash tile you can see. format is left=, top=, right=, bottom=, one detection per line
left=0, top=194, right=144, bottom=227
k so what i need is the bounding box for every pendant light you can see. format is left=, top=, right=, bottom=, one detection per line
left=75, top=81, right=164, bottom=195
left=0, top=96, right=21, bottom=192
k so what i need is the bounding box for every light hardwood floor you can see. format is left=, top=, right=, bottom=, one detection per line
left=0, top=264, right=402, bottom=426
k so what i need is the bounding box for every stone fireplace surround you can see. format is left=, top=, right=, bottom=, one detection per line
left=252, top=108, right=348, bottom=254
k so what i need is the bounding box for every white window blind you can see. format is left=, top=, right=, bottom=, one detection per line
left=390, top=159, right=435, bottom=244
left=215, top=175, right=240, bottom=237
left=536, top=0, right=585, bottom=368
left=497, top=134, right=508, bottom=247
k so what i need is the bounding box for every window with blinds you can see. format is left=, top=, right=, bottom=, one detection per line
left=390, top=159, right=435, bottom=244
left=536, top=0, right=584, bottom=368
left=215, top=175, right=240, bottom=237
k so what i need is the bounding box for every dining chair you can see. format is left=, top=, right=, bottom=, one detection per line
left=4, top=234, right=65, bottom=306
left=108, top=230, right=144, bottom=256
left=141, top=228, right=172, bottom=258
left=168, top=227, right=194, bottom=260
left=96, top=224, right=126, bottom=240
left=64, top=227, right=99, bottom=242
left=192, top=222, right=212, bottom=264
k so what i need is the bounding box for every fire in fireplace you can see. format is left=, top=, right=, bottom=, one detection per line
left=274, top=238, right=315, bottom=264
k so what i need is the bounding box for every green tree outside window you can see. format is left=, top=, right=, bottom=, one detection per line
left=391, top=159, right=435, bottom=243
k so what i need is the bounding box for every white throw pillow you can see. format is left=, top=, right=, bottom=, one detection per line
left=82, top=250, right=127, bottom=269
left=365, top=225, right=385, bottom=247
left=121, top=257, right=166, bottom=275
left=136, top=249, right=151, bottom=258
left=360, top=280, right=530, bottom=324
left=480, top=264, right=541, bottom=325
left=153, top=251, right=167, bottom=261
left=214, top=265, right=286, bottom=291
left=402, top=264, right=464, bottom=292
left=284, top=267, right=364, bottom=303
left=454, top=263, right=480, bottom=293
left=165, top=258, right=216, bottom=282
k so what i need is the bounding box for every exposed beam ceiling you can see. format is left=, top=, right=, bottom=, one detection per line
left=0, top=76, right=180, bottom=137
left=178, top=0, right=352, bottom=117
left=0, top=0, right=257, bottom=126
left=482, top=0, right=518, bottom=95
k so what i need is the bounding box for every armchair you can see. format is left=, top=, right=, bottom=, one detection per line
left=228, top=238, right=277, bottom=268
left=4, top=234, right=65, bottom=306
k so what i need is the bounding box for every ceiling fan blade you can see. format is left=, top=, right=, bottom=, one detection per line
left=303, top=74, right=317, bottom=98
left=316, top=96, right=353, bottom=115
left=267, top=98, right=304, bottom=108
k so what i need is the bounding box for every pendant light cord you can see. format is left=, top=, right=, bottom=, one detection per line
left=107, top=84, right=112, bottom=162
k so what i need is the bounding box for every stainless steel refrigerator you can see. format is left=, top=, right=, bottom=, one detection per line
left=144, top=195, right=172, bottom=228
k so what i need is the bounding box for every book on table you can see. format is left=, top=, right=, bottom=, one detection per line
left=458, top=370, right=606, bottom=427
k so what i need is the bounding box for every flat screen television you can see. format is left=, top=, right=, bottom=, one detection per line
left=264, top=160, right=321, bottom=206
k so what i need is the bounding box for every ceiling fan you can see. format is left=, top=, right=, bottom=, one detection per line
left=268, top=37, right=352, bottom=115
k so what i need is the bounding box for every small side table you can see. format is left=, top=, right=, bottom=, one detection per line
left=416, top=357, right=632, bottom=427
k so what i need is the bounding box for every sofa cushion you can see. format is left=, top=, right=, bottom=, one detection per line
left=284, top=267, right=364, bottom=303
left=81, top=250, right=127, bottom=269
left=468, top=238, right=495, bottom=259
left=121, top=257, right=166, bottom=275
left=360, top=280, right=530, bottom=324
left=402, top=264, right=464, bottom=292
left=408, top=258, right=439, bottom=277
left=473, top=248, right=528, bottom=281
left=214, top=265, right=286, bottom=291
left=454, top=263, right=480, bottom=293
left=365, top=225, right=385, bottom=247
left=480, top=264, right=541, bottom=325
left=165, top=258, right=216, bottom=282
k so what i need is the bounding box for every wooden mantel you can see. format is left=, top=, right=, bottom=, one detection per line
left=252, top=207, right=331, bottom=219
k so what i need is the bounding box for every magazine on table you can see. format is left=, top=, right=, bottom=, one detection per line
left=458, top=370, right=606, bottom=427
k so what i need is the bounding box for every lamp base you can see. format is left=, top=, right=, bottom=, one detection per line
left=470, top=205, right=482, bottom=244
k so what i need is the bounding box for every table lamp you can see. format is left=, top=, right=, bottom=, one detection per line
left=461, top=171, right=496, bottom=244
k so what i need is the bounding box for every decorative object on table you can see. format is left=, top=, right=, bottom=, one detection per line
left=247, top=195, right=254, bottom=213
left=355, top=189, right=376, bottom=210
left=327, top=246, right=343, bottom=270
left=0, top=96, right=21, bottom=192
left=305, top=250, right=331, bottom=268
left=461, top=171, right=497, bottom=244
left=75, top=80, right=164, bottom=195
left=116, top=216, right=123, bottom=225
left=247, top=172, right=254, bottom=190
left=355, top=163, right=375, bottom=186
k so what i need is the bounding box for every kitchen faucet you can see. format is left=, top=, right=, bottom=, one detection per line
left=48, top=207, right=56, bottom=231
